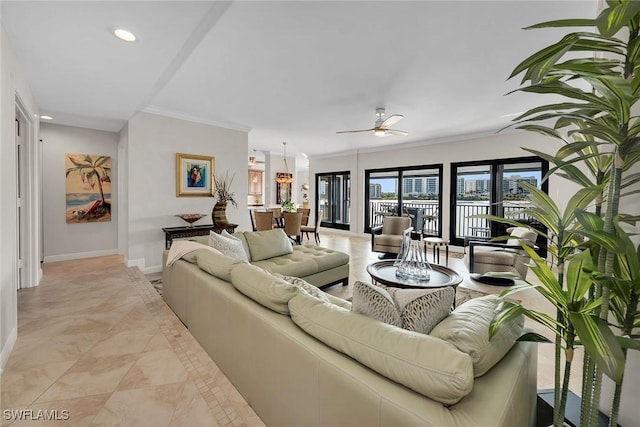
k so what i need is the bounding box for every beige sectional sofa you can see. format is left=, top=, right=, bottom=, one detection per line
left=162, top=244, right=538, bottom=427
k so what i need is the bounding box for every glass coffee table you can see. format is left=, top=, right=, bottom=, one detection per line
left=366, top=260, right=463, bottom=305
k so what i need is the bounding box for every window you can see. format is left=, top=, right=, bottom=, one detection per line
left=450, top=157, right=549, bottom=248
left=365, top=165, right=443, bottom=235
left=316, top=171, right=350, bottom=230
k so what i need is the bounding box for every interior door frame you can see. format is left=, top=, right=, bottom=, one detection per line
left=15, top=95, right=42, bottom=289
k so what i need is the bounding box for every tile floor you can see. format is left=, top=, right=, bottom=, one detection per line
left=1, top=231, right=581, bottom=426
left=1, top=255, right=263, bottom=427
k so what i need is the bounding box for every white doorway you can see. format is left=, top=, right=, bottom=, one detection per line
left=15, top=112, right=26, bottom=289
left=15, top=97, right=41, bottom=289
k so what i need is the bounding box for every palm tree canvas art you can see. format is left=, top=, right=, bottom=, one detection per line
left=65, top=153, right=112, bottom=223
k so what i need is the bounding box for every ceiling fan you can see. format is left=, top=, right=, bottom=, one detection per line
left=337, top=107, right=408, bottom=137
left=248, top=149, right=266, bottom=167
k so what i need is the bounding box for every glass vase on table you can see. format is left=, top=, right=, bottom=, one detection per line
left=394, top=234, right=431, bottom=281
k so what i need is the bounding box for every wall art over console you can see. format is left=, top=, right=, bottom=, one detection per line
left=176, top=153, right=214, bottom=197
left=65, top=153, right=112, bottom=223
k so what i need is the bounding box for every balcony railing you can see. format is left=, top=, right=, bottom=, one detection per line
left=368, top=199, right=534, bottom=237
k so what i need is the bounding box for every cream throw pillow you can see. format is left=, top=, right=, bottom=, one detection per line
left=430, top=295, right=524, bottom=377
left=208, top=231, right=248, bottom=261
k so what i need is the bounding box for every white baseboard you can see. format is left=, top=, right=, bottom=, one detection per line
left=0, top=328, right=17, bottom=377
left=141, top=265, right=162, bottom=274
left=126, top=258, right=145, bottom=269
left=44, top=249, right=118, bottom=263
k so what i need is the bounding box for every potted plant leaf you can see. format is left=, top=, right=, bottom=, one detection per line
left=487, top=2, right=640, bottom=426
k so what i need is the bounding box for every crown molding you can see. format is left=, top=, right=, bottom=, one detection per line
left=310, top=126, right=523, bottom=160
left=142, top=106, right=252, bottom=133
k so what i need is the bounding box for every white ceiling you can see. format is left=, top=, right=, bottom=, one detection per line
left=2, top=1, right=598, bottom=158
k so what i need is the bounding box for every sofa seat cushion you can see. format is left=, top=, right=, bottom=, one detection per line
left=430, top=295, right=524, bottom=377
left=289, top=291, right=474, bottom=406
left=251, top=245, right=348, bottom=278
left=469, top=248, right=517, bottom=266
left=374, top=234, right=403, bottom=248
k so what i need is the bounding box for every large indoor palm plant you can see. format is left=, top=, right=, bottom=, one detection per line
left=488, top=2, right=640, bottom=426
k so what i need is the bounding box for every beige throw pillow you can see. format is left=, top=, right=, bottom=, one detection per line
left=388, top=287, right=454, bottom=334
left=430, top=295, right=524, bottom=377
left=208, top=231, right=249, bottom=261
left=351, top=281, right=402, bottom=327
left=351, top=281, right=453, bottom=334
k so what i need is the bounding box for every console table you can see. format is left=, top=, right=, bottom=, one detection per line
left=162, top=224, right=238, bottom=249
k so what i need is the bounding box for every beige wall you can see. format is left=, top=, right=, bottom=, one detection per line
left=40, top=123, right=119, bottom=261
left=124, top=112, right=249, bottom=272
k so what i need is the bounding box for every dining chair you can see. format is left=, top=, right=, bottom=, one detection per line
left=268, top=208, right=282, bottom=228
left=249, top=209, right=257, bottom=231
left=282, top=212, right=303, bottom=244
left=301, top=211, right=323, bottom=245
left=254, top=211, right=274, bottom=231
left=298, top=208, right=310, bottom=226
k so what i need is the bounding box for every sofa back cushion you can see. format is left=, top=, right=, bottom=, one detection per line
left=289, top=291, right=474, bottom=406
left=430, top=295, right=524, bottom=377
left=196, top=248, right=247, bottom=282
left=230, top=263, right=298, bottom=315
left=243, top=229, right=293, bottom=261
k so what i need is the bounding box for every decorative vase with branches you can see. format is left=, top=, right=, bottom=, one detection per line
left=487, top=3, right=640, bottom=426
left=212, top=172, right=237, bottom=225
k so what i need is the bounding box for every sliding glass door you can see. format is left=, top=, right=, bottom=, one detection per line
left=365, top=165, right=443, bottom=235
left=450, top=157, right=548, bottom=248
left=316, top=171, right=350, bottom=230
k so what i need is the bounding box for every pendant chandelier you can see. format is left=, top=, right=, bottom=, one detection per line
left=275, top=141, right=294, bottom=184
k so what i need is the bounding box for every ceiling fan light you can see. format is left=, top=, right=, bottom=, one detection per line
left=374, top=129, right=386, bottom=137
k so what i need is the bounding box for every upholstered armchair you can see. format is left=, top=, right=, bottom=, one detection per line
left=464, top=226, right=538, bottom=285
left=371, top=216, right=412, bottom=258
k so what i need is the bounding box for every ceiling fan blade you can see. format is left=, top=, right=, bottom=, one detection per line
left=380, top=114, right=403, bottom=129
left=336, top=128, right=375, bottom=134
left=384, top=129, right=409, bottom=136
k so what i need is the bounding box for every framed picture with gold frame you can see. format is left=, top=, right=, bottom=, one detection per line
left=176, top=153, right=214, bottom=197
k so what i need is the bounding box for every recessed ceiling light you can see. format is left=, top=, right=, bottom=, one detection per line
left=40, top=115, right=53, bottom=120
left=113, top=28, right=136, bottom=42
